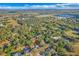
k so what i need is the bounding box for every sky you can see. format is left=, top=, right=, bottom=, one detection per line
left=0, top=3, right=79, bottom=9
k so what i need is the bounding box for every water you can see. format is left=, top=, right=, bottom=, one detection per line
left=55, top=14, right=79, bottom=19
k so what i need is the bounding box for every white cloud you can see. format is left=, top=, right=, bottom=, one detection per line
left=0, top=3, right=79, bottom=9
left=56, top=3, right=71, bottom=6
left=29, top=5, right=57, bottom=9
left=55, top=3, right=79, bottom=9
left=0, top=5, right=57, bottom=9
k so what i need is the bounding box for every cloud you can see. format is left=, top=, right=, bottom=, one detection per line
left=56, top=3, right=71, bottom=6
left=0, top=6, right=24, bottom=9
left=55, top=3, right=79, bottom=9
left=28, top=5, right=57, bottom=9
left=0, top=3, right=79, bottom=9
left=0, top=5, right=57, bottom=9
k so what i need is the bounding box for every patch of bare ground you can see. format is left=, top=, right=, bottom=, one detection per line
left=65, top=42, right=79, bottom=56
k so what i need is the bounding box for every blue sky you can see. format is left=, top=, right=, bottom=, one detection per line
left=0, top=3, right=79, bottom=9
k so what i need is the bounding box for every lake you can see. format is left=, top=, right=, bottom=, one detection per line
left=55, top=14, right=79, bottom=19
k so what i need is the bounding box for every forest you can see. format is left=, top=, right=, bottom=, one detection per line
left=0, top=10, right=79, bottom=56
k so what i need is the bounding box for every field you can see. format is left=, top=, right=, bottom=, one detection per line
left=0, top=9, right=79, bottom=56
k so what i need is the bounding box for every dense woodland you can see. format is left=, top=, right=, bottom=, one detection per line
left=0, top=11, right=79, bottom=56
